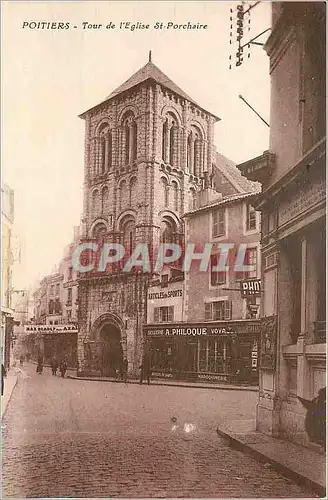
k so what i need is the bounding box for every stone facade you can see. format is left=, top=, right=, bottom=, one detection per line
left=1, top=184, right=15, bottom=370
left=238, top=3, right=326, bottom=448
left=77, top=59, right=220, bottom=377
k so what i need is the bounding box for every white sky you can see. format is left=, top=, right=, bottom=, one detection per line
left=2, top=1, right=271, bottom=289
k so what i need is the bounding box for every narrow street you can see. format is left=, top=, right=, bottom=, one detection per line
left=3, top=364, right=313, bottom=498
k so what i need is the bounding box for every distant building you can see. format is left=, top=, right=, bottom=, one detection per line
left=60, top=226, right=80, bottom=325
left=12, top=289, right=33, bottom=357
left=31, top=228, right=81, bottom=367
left=1, top=184, right=15, bottom=370
left=237, top=3, right=326, bottom=447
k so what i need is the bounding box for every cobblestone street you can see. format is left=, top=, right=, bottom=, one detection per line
left=3, top=365, right=314, bottom=498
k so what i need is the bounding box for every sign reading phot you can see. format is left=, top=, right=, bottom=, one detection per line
left=240, top=279, right=261, bottom=298
left=24, top=324, right=78, bottom=333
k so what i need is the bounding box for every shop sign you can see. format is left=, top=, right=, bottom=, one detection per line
left=151, top=371, right=174, bottom=378
left=148, top=289, right=183, bottom=300
left=24, top=324, right=78, bottom=333
left=259, top=315, right=277, bottom=370
left=146, top=325, right=236, bottom=337
left=145, top=321, right=261, bottom=337
left=279, top=178, right=325, bottom=226
left=240, top=279, right=261, bottom=297
left=251, top=340, right=258, bottom=369
left=197, top=373, right=228, bottom=382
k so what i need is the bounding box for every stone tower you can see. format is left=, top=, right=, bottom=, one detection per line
left=76, top=54, right=220, bottom=377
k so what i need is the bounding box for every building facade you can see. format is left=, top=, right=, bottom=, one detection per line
left=12, top=289, right=34, bottom=359
left=145, top=155, right=262, bottom=384
left=1, top=184, right=15, bottom=370
left=32, top=266, right=78, bottom=367
left=238, top=2, right=326, bottom=447
left=76, top=55, right=221, bottom=377
left=60, top=226, right=80, bottom=325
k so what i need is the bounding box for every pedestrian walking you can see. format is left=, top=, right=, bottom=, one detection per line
left=19, top=354, right=24, bottom=367
left=139, top=356, right=151, bottom=385
left=36, top=355, right=43, bottom=374
left=59, top=359, right=68, bottom=378
left=122, top=357, right=128, bottom=383
left=51, top=357, right=58, bottom=376
left=1, top=363, right=6, bottom=396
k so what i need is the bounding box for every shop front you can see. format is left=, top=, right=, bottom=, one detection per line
left=25, top=324, right=78, bottom=368
left=144, top=320, right=260, bottom=384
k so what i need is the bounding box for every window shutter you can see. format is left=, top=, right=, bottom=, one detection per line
left=218, top=270, right=226, bottom=285
left=205, top=302, right=212, bottom=320
left=168, top=306, right=174, bottom=322
left=211, top=254, right=218, bottom=286
left=217, top=251, right=226, bottom=284
left=219, top=209, right=225, bottom=236
left=254, top=248, right=258, bottom=276
left=154, top=307, right=160, bottom=323
left=212, top=212, right=218, bottom=237
left=225, top=300, right=232, bottom=320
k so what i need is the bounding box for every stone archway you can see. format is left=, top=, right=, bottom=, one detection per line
left=91, top=313, right=124, bottom=377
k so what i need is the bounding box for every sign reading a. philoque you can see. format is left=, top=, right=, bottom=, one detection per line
left=240, top=279, right=261, bottom=297
left=146, top=325, right=235, bottom=337
left=24, top=324, right=78, bottom=333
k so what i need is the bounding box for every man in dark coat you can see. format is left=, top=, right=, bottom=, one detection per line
left=59, top=359, right=68, bottom=378
left=122, top=357, right=128, bottom=383
left=1, top=364, right=6, bottom=396
left=36, top=355, right=43, bottom=374
left=51, top=357, right=58, bottom=376
left=298, top=387, right=326, bottom=449
left=139, top=356, right=151, bottom=385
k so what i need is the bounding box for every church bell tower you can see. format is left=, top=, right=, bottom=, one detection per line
left=76, top=55, right=220, bottom=376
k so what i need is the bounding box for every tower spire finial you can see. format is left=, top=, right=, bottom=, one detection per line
left=148, top=50, right=152, bottom=63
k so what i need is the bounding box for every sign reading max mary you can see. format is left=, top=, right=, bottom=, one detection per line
left=24, top=324, right=78, bottom=333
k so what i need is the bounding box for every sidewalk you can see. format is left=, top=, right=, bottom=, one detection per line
left=216, top=419, right=326, bottom=497
left=67, top=374, right=259, bottom=392
left=1, top=372, right=18, bottom=419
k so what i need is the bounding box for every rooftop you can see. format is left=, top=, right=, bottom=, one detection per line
left=182, top=191, right=261, bottom=219
left=215, top=152, right=262, bottom=194
left=80, top=54, right=220, bottom=120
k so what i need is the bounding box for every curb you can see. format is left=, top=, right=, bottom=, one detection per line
left=1, top=376, right=18, bottom=421
left=66, top=375, right=258, bottom=392
left=216, top=426, right=326, bottom=497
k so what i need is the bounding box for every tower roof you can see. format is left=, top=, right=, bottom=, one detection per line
left=79, top=59, right=220, bottom=120
left=106, top=60, right=197, bottom=103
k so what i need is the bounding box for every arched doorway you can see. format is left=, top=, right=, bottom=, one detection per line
left=99, top=323, right=123, bottom=377
left=91, top=313, right=124, bottom=377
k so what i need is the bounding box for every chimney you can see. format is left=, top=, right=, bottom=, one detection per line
left=196, top=172, right=223, bottom=208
